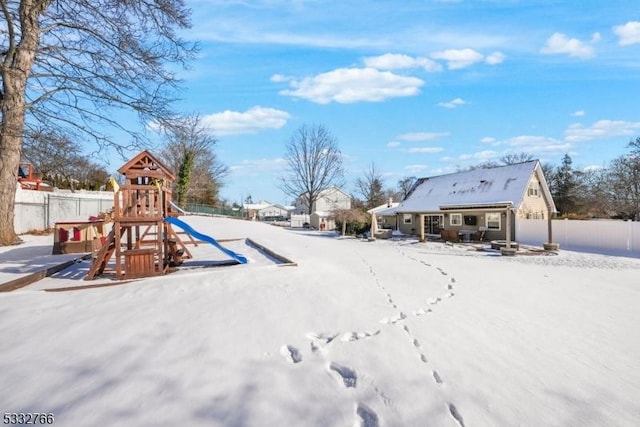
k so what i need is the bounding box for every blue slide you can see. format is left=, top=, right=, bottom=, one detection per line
left=164, top=216, right=248, bottom=264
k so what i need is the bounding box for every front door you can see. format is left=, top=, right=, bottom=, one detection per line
left=424, top=215, right=444, bottom=235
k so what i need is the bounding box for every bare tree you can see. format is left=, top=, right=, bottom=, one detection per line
left=279, top=124, right=344, bottom=215
left=158, top=115, right=228, bottom=207
left=355, top=162, right=386, bottom=209
left=397, top=176, right=417, bottom=200
left=0, top=0, right=195, bottom=245
left=331, top=207, right=367, bottom=236
left=500, top=152, right=534, bottom=165
left=22, top=128, right=109, bottom=191
left=602, top=137, right=640, bottom=220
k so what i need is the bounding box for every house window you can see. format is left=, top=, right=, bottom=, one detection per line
left=403, top=214, right=412, bottom=224
left=486, top=212, right=501, bottom=230
left=450, top=213, right=462, bottom=226
left=528, top=183, right=539, bottom=197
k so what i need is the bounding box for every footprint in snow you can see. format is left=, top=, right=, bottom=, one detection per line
left=355, top=403, right=380, bottom=427
left=329, top=362, right=357, bottom=388
left=341, top=330, right=380, bottom=342
left=306, top=332, right=339, bottom=355
left=427, top=297, right=441, bottom=305
left=379, top=312, right=406, bottom=324
left=280, top=345, right=302, bottom=364
left=413, top=308, right=431, bottom=316
left=433, top=370, right=443, bottom=384
left=305, top=332, right=338, bottom=344
left=448, top=403, right=466, bottom=427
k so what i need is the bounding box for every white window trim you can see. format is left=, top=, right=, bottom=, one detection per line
left=450, top=213, right=462, bottom=226
left=486, top=212, right=501, bottom=230
left=403, top=214, right=412, bottom=224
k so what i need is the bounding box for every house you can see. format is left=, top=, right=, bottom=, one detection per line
left=293, top=187, right=351, bottom=231
left=243, top=200, right=291, bottom=221
left=385, top=160, right=556, bottom=243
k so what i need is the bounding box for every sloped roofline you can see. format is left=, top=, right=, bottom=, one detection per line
left=117, top=150, right=176, bottom=181
left=398, top=160, right=555, bottom=212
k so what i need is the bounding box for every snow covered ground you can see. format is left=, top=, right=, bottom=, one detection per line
left=1, top=216, right=639, bottom=427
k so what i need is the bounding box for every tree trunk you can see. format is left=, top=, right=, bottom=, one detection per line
left=0, top=0, right=50, bottom=245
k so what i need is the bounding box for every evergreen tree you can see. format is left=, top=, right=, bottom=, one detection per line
left=551, top=154, right=582, bottom=216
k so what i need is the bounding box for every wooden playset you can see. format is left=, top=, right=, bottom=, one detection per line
left=85, top=151, right=193, bottom=280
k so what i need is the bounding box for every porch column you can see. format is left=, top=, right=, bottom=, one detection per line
left=543, top=209, right=560, bottom=251
left=505, top=208, right=511, bottom=249
left=419, top=214, right=425, bottom=242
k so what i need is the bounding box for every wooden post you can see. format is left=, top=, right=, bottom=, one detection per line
left=419, top=214, right=425, bottom=242
left=547, top=209, right=553, bottom=243
left=505, top=208, right=512, bottom=249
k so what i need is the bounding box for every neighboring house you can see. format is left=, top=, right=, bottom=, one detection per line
left=294, top=187, right=351, bottom=214
left=294, top=187, right=351, bottom=231
left=243, top=200, right=290, bottom=221
left=384, top=160, right=556, bottom=242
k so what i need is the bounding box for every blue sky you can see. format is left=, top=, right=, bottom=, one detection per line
left=123, top=1, right=640, bottom=205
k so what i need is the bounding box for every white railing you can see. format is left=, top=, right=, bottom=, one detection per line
left=516, top=218, right=640, bottom=256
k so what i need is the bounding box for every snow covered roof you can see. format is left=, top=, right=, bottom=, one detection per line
left=243, top=202, right=272, bottom=210
left=367, top=202, right=400, bottom=215
left=396, top=160, right=553, bottom=213
left=374, top=205, right=400, bottom=216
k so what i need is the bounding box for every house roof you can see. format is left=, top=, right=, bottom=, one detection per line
left=117, top=150, right=176, bottom=181
left=367, top=202, right=400, bottom=214
left=396, top=160, right=556, bottom=213
left=243, top=202, right=272, bottom=210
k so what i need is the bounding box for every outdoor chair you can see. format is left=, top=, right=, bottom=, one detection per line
left=472, top=227, right=487, bottom=242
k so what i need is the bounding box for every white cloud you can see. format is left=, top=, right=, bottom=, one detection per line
left=278, top=67, right=424, bottom=104
left=485, top=51, right=506, bottom=65
left=387, top=141, right=401, bottom=148
left=229, top=157, right=286, bottom=176
left=430, top=48, right=484, bottom=69
left=404, top=164, right=429, bottom=173
left=270, top=74, right=289, bottom=83
left=570, top=110, right=585, bottom=117
left=613, top=21, right=640, bottom=46
left=503, top=135, right=570, bottom=153
left=540, top=32, right=595, bottom=59
left=363, top=53, right=443, bottom=72
left=202, top=106, right=291, bottom=136
left=437, top=98, right=467, bottom=109
left=583, top=164, right=605, bottom=172
left=407, top=147, right=445, bottom=153
left=480, top=137, right=498, bottom=145
left=564, top=120, right=640, bottom=142
left=397, top=131, right=450, bottom=141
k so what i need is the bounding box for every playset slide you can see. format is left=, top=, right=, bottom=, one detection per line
left=164, top=217, right=248, bottom=264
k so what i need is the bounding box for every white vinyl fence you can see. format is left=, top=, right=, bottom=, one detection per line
left=14, top=187, right=114, bottom=234
left=290, top=214, right=310, bottom=228
left=517, top=218, right=640, bottom=257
